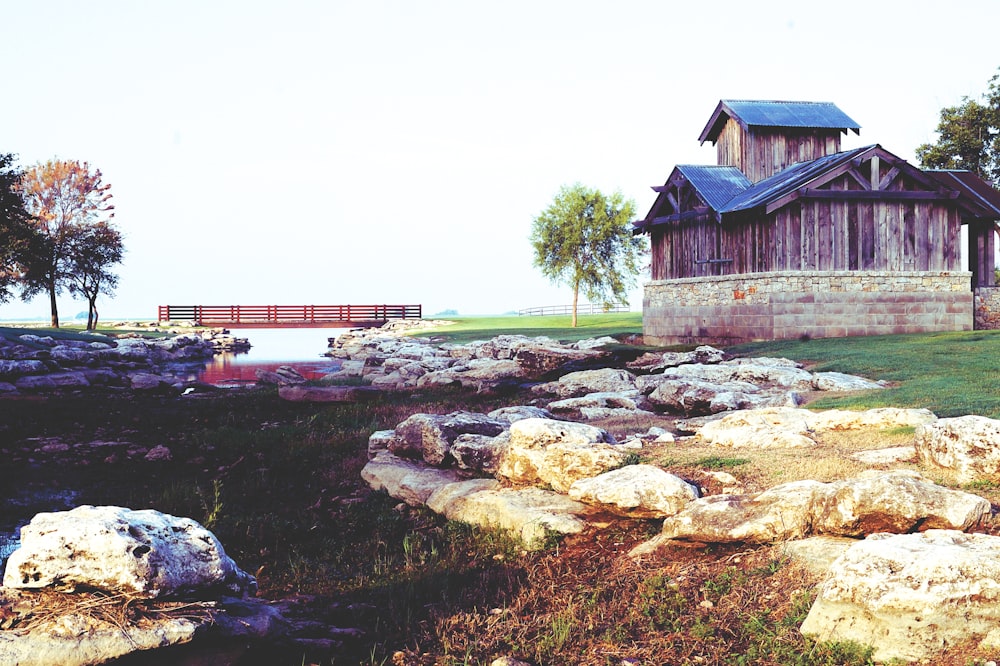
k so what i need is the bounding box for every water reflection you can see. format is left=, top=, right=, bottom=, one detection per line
left=195, top=327, right=347, bottom=387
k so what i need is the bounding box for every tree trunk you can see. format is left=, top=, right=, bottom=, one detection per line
left=48, top=280, right=59, bottom=328
left=87, top=298, right=97, bottom=330
left=571, top=281, right=579, bottom=328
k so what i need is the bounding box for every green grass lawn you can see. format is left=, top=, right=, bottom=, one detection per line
left=729, top=329, right=1000, bottom=418
left=414, top=312, right=643, bottom=344
left=0, top=325, right=117, bottom=346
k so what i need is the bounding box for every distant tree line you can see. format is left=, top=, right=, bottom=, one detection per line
left=0, top=154, right=122, bottom=329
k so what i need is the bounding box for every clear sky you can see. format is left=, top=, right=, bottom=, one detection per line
left=2, top=0, right=998, bottom=321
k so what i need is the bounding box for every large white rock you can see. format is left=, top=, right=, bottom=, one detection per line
left=811, top=371, right=885, bottom=391
left=361, top=451, right=466, bottom=506
left=573, top=336, right=618, bottom=350
left=695, top=407, right=937, bottom=449
left=806, top=407, right=937, bottom=431
left=389, top=411, right=507, bottom=466
left=495, top=418, right=626, bottom=493
left=427, top=484, right=590, bottom=550
left=801, top=530, right=1000, bottom=662
left=0, top=601, right=199, bottom=666
left=638, top=471, right=989, bottom=547
left=914, top=414, right=1000, bottom=483
left=812, top=471, right=989, bottom=535
left=781, top=536, right=857, bottom=577
left=661, top=362, right=787, bottom=387
left=567, top=465, right=699, bottom=518
left=545, top=368, right=637, bottom=398
left=3, top=506, right=256, bottom=599
left=487, top=405, right=553, bottom=424
left=417, top=359, right=526, bottom=391
left=723, top=361, right=814, bottom=390
left=696, top=407, right=816, bottom=448
left=646, top=377, right=761, bottom=416
left=546, top=391, right=644, bottom=419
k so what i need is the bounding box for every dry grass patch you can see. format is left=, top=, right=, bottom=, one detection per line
left=625, top=424, right=921, bottom=494
left=425, top=533, right=876, bottom=666
left=0, top=588, right=214, bottom=633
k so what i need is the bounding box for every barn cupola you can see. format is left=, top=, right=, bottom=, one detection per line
left=698, top=100, right=861, bottom=183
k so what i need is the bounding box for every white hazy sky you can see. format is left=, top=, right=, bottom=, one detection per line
left=2, top=0, right=998, bottom=320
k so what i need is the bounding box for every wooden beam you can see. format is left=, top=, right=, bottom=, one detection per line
left=878, top=166, right=901, bottom=191
left=796, top=189, right=960, bottom=201
left=845, top=167, right=872, bottom=190
left=648, top=207, right=712, bottom=226
left=870, top=155, right=880, bottom=191
left=667, top=190, right=679, bottom=211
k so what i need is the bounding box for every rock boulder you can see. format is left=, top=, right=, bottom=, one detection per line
left=634, top=472, right=988, bottom=549
left=3, top=506, right=256, bottom=599
left=914, top=414, right=1000, bottom=483
left=567, top=465, right=699, bottom=518
left=495, top=418, right=626, bottom=493
left=801, top=530, right=1000, bottom=662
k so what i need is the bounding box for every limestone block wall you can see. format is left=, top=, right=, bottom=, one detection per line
left=974, top=287, right=1000, bottom=329
left=644, top=271, right=973, bottom=345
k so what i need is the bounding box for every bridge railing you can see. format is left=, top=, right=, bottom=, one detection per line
left=518, top=303, right=630, bottom=316
left=157, top=304, right=422, bottom=324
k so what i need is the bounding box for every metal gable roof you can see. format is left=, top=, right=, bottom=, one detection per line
left=699, top=100, right=862, bottom=144
left=720, top=145, right=875, bottom=214
left=925, top=170, right=1000, bottom=218
left=675, top=165, right=752, bottom=210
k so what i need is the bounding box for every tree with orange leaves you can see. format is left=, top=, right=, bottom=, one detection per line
left=18, top=159, right=117, bottom=328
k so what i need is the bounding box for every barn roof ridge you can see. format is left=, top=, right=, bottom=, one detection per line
left=698, top=99, right=862, bottom=144
left=720, top=144, right=877, bottom=214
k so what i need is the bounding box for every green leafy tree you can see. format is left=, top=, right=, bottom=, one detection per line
left=917, top=70, right=1000, bottom=184
left=66, top=220, right=124, bottom=330
left=17, top=159, right=115, bottom=327
left=530, top=183, right=646, bottom=327
left=0, top=154, right=33, bottom=303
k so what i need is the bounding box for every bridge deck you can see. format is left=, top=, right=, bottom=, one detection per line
left=157, top=304, right=422, bottom=328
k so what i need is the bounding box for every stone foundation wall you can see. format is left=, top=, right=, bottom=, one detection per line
left=644, top=271, right=973, bottom=344
left=974, top=287, right=1000, bottom=329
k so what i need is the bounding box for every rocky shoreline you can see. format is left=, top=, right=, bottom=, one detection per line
left=0, top=326, right=247, bottom=395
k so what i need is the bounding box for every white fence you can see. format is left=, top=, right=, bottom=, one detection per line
left=517, top=303, right=630, bottom=316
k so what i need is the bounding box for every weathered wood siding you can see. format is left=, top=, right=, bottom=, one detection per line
left=715, top=119, right=843, bottom=182
left=650, top=199, right=964, bottom=280
left=969, top=220, right=997, bottom=287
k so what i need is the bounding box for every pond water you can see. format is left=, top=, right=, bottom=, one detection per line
left=2, top=328, right=348, bottom=571
left=193, top=327, right=348, bottom=387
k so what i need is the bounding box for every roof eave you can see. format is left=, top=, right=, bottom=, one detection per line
left=697, top=101, right=739, bottom=145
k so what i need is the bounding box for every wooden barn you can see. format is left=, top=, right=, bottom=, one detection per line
left=635, top=100, right=1000, bottom=344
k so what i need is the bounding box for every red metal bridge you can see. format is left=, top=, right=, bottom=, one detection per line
left=157, top=304, right=422, bottom=328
